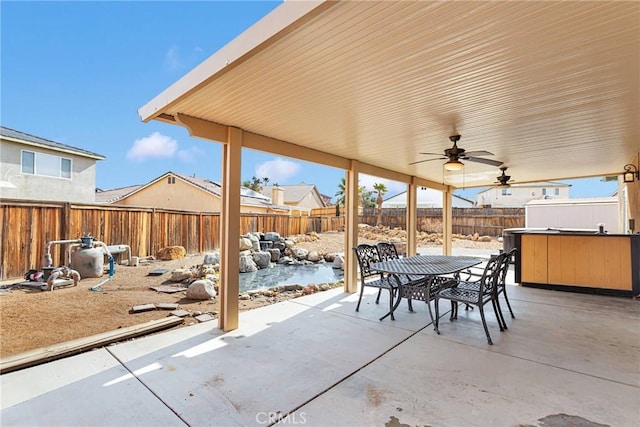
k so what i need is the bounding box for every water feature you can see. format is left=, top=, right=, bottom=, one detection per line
left=239, top=263, right=343, bottom=292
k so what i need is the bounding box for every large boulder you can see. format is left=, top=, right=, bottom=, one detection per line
left=252, top=251, right=272, bottom=269
left=291, top=247, right=309, bottom=260
left=203, top=253, right=219, bottom=265
left=272, top=241, right=286, bottom=252
left=332, top=254, right=344, bottom=270
left=186, top=279, right=217, bottom=300
left=170, top=268, right=193, bottom=282
left=239, top=254, right=258, bottom=273
left=264, top=232, right=281, bottom=242
left=267, top=248, right=281, bottom=262
left=239, top=237, right=253, bottom=251
left=157, top=246, right=186, bottom=260
left=307, top=251, right=321, bottom=262
left=245, top=233, right=261, bottom=251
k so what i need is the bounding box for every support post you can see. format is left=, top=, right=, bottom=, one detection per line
left=344, top=162, right=360, bottom=293
left=219, top=127, right=242, bottom=331
left=442, top=187, right=453, bottom=255
left=406, top=182, right=418, bottom=256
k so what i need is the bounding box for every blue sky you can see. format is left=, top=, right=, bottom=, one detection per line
left=1, top=1, right=617, bottom=202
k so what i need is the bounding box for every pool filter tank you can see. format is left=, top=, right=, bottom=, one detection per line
left=70, top=235, right=104, bottom=278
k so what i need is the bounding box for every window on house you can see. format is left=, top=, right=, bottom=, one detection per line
left=168, top=177, right=175, bottom=184
left=21, top=150, right=72, bottom=179
left=554, top=188, right=559, bottom=196
left=501, top=188, right=512, bottom=196
left=21, top=151, right=34, bottom=174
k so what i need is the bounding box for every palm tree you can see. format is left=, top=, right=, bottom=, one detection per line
left=335, top=177, right=371, bottom=211
left=373, top=182, right=388, bottom=225
left=335, top=177, right=346, bottom=207
left=242, top=176, right=271, bottom=192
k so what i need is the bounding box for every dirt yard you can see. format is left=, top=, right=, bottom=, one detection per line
left=0, top=229, right=502, bottom=358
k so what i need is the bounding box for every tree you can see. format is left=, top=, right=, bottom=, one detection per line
left=335, top=177, right=373, bottom=209
left=373, top=182, right=388, bottom=225
left=335, top=177, right=346, bottom=207
left=242, top=176, right=270, bottom=192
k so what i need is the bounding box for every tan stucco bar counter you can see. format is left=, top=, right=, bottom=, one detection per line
left=512, top=230, right=640, bottom=296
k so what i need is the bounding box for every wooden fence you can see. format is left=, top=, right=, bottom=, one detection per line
left=0, top=200, right=523, bottom=280
left=0, top=200, right=345, bottom=280
left=360, top=207, right=524, bottom=236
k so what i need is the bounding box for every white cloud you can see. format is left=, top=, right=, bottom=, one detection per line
left=127, top=132, right=178, bottom=162
left=255, top=158, right=300, bottom=183
left=163, top=45, right=182, bottom=70
left=163, top=45, right=205, bottom=71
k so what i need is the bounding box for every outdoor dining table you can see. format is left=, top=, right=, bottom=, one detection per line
left=371, top=255, right=483, bottom=322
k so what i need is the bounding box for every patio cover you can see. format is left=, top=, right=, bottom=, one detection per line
left=139, top=0, right=640, bottom=330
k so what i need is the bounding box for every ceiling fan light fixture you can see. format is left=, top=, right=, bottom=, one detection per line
left=444, top=159, right=464, bottom=171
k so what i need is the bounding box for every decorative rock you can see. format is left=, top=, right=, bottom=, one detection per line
left=246, top=233, right=261, bottom=251
left=156, top=246, right=186, bottom=260
left=239, top=293, right=251, bottom=300
left=203, top=253, right=219, bottom=265
left=252, top=251, right=272, bottom=269
left=277, top=256, right=296, bottom=265
left=264, top=232, right=281, bottom=241
left=198, top=265, right=217, bottom=276
left=307, top=251, right=321, bottom=262
left=170, top=269, right=193, bottom=282
left=284, top=239, right=296, bottom=249
left=157, top=303, right=179, bottom=310
left=186, top=279, right=217, bottom=300
left=479, top=235, right=493, bottom=242
left=332, top=254, right=345, bottom=270
left=239, top=237, right=253, bottom=251
left=267, top=248, right=281, bottom=262
left=291, top=247, right=309, bottom=260
left=324, top=253, right=337, bottom=262
left=239, top=254, right=258, bottom=273
left=272, top=241, right=286, bottom=251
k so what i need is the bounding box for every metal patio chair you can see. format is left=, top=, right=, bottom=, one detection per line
left=434, top=253, right=505, bottom=345
left=375, top=241, right=424, bottom=312
left=353, top=244, right=399, bottom=319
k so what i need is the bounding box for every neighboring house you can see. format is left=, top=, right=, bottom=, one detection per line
left=382, top=187, right=474, bottom=208
left=0, top=126, right=105, bottom=203
left=260, top=183, right=327, bottom=211
left=96, top=171, right=290, bottom=214
left=476, top=181, right=571, bottom=207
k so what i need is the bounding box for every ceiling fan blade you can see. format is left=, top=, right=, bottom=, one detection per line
left=463, top=150, right=494, bottom=157
left=418, top=152, right=446, bottom=156
left=466, top=157, right=504, bottom=167
left=409, top=158, right=443, bottom=165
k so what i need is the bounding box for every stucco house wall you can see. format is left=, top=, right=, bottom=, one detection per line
left=477, top=182, right=570, bottom=207
left=0, top=128, right=104, bottom=203
left=114, top=177, right=223, bottom=212
left=382, top=187, right=474, bottom=208
left=104, top=172, right=279, bottom=214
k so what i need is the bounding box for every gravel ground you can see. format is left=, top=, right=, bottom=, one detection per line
left=0, top=230, right=502, bottom=357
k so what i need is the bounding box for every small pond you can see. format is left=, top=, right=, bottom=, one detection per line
left=239, top=263, right=344, bottom=292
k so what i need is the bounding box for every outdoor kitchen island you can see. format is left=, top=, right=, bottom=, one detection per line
left=511, top=229, right=640, bottom=296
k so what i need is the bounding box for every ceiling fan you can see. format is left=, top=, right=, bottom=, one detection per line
left=495, top=166, right=514, bottom=187
left=410, top=134, right=503, bottom=170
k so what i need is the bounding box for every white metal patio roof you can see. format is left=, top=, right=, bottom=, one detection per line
left=139, top=0, right=639, bottom=189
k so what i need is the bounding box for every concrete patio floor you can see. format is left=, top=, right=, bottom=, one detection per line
left=1, top=276, right=638, bottom=426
